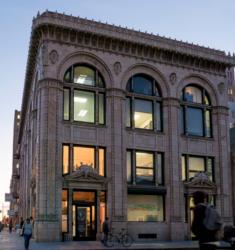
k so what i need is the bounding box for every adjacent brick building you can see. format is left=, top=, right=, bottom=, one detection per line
left=10, top=11, right=235, bottom=241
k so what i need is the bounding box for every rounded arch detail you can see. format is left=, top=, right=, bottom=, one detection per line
left=121, top=63, right=169, bottom=97
left=57, top=51, right=113, bottom=88
left=177, top=74, right=219, bottom=106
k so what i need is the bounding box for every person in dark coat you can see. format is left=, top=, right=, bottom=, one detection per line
left=102, top=217, right=110, bottom=244
left=191, top=191, right=217, bottom=250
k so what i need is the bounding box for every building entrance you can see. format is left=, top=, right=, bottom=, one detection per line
left=72, top=191, right=96, bottom=240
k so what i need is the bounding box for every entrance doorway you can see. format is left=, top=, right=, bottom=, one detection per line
left=72, top=191, right=96, bottom=240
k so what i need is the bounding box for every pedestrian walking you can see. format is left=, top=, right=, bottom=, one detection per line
left=191, top=191, right=219, bottom=250
left=102, top=217, right=110, bottom=244
left=23, top=218, right=33, bottom=250
left=9, top=219, right=13, bottom=233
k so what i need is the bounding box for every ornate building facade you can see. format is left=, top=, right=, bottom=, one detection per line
left=11, top=11, right=235, bottom=241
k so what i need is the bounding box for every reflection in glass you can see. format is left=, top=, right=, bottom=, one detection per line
left=128, top=195, right=164, bottom=222
left=99, top=191, right=106, bottom=231
left=136, top=152, right=154, bottom=184
left=156, top=102, right=162, bottom=131
left=188, top=157, right=205, bottom=179
left=62, top=189, right=68, bottom=232
left=63, top=89, right=70, bottom=120
left=99, top=94, right=104, bottom=124
left=74, top=90, right=94, bottom=122
left=63, top=145, right=69, bottom=175
left=184, top=86, right=202, bottom=103
left=73, top=147, right=95, bottom=170
left=134, top=99, right=153, bottom=129
left=187, top=108, right=203, bottom=136
left=74, top=66, right=95, bottom=85
left=205, top=110, right=211, bottom=137
left=133, top=75, right=153, bottom=95
left=126, top=98, right=131, bottom=127
left=207, top=158, right=213, bottom=181
left=99, top=148, right=105, bottom=176
left=126, top=151, right=132, bottom=183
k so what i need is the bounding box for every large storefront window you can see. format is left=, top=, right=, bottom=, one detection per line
left=127, top=195, right=164, bottom=222
left=62, top=144, right=106, bottom=176
left=63, top=64, right=105, bottom=125
left=181, top=155, right=214, bottom=181
left=181, top=84, right=212, bottom=137
left=126, top=74, right=162, bottom=131
left=127, top=150, right=163, bottom=186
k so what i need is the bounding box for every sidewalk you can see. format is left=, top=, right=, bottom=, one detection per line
left=0, top=228, right=199, bottom=250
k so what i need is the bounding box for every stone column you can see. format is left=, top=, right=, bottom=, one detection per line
left=34, top=78, right=63, bottom=241
left=214, top=106, right=233, bottom=224
left=107, top=88, right=125, bottom=229
left=163, top=97, right=185, bottom=240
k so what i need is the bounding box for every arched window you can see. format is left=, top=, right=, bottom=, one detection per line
left=181, top=84, right=212, bottom=137
left=63, top=64, right=105, bottom=124
left=126, top=74, right=162, bottom=131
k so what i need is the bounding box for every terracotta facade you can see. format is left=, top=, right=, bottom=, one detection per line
left=10, top=11, right=235, bottom=241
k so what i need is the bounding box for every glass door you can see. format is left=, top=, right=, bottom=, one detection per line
left=72, top=190, right=96, bottom=240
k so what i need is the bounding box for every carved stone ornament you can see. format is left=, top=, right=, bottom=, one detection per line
left=217, top=82, right=225, bottom=94
left=75, top=164, right=98, bottom=178
left=185, top=172, right=216, bottom=188
left=113, top=61, right=122, bottom=75
left=169, top=72, right=177, bottom=85
left=49, top=50, right=59, bottom=64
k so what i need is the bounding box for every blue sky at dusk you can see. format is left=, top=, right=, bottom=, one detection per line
left=0, top=0, right=234, bottom=207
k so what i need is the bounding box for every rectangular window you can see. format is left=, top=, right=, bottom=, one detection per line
left=136, top=152, right=154, bottom=185
left=63, top=89, right=70, bottom=120
left=127, top=194, right=164, bottom=222
left=74, top=90, right=94, bottom=123
left=134, top=99, right=153, bottom=130
left=62, top=145, right=69, bottom=175
left=205, top=110, right=212, bottom=137
left=182, top=155, right=214, bottom=181
left=156, top=102, right=162, bottom=131
left=157, top=153, right=163, bottom=185
left=73, top=146, right=95, bottom=171
left=181, top=155, right=186, bottom=181
left=99, top=93, right=105, bottom=124
left=99, top=148, right=105, bottom=176
left=126, top=151, right=132, bottom=183
left=126, top=98, right=131, bottom=127
left=187, top=107, right=203, bottom=136
left=127, top=150, right=163, bottom=186
left=61, top=189, right=68, bottom=232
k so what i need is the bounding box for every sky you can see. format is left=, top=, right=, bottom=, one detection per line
left=0, top=0, right=235, bottom=208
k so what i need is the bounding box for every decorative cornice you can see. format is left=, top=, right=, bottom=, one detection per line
left=18, top=10, right=235, bottom=144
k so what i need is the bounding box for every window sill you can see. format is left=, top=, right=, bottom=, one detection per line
left=127, top=185, right=166, bottom=194
left=126, top=128, right=164, bottom=135
left=62, top=120, right=107, bottom=128
left=181, top=134, right=214, bottom=141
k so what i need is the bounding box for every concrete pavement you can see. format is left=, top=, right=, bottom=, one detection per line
left=0, top=228, right=200, bottom=250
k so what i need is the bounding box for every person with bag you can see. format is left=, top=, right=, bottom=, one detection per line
left=22, top=218, right=33, bottom=250
left=191, top=191, right=222, bottom=250
left=102, top=217, right=110, bottom=245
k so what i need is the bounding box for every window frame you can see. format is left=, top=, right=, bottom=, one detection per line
left=181, top=154, right=214, bottom=182
left=126, top=74, right=163, bottom=132
left=127, top=149, right=164, bottom=186
left=63, top=64, right=106, bottom=125
left=62, top=144, right=106, bottom=177
left=181, top=84, right=213, bottom=138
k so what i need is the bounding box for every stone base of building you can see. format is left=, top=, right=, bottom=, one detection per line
left=34, top=221, right=60, bottom=242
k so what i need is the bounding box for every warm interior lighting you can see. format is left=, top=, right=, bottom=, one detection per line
left=134, top=113, right=140, bottom=119
left=74, top=97, right=87, bottom=103
left=78, top=110, right=88, bottom=117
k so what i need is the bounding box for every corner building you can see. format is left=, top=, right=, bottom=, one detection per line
left=15, top=11, right=235, bottom=241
